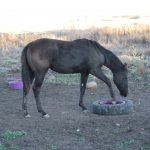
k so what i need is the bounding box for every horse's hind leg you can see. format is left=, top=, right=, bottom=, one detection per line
left=79, top=73, right=89, bottom=111
left=91, top=68, right=115, bottom=99
left=22, top=73, right=34, bottom=117
left=33, top=71, right=49, bottom=118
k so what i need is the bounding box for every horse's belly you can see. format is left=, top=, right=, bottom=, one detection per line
left=50, top=55, right=88, bottom=73
left=50, top=59, right=87, bottom=73
left=51, top=65, right=81, bottom=73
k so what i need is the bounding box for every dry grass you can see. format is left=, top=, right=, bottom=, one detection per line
left=0, top=24, right=149, bottom=75
left=0, top=24, right=150, bottom=53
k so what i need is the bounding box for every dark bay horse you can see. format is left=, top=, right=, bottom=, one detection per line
left=21, top=38, right=128, bottom=117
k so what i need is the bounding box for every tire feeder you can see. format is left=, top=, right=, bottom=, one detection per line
left=92, top=99, right=134, bottom=115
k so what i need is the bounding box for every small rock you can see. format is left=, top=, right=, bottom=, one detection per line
left=126, top=127, right=133, bottom=132
left=76, top=128, right=80, bottom=132
left=116, top=123, right=121, bottom=127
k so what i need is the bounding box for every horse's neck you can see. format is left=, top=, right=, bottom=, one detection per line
left=103, top=50, right=122, bottom=73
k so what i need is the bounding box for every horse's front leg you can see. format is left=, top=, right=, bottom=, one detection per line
left=91, top=68, right=116, bottom=100
left=33, top=72, right=49, bottom=118
left=79, top=73, right=89, bottom=111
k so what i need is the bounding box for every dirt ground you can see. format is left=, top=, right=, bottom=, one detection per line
left=0, top=73, right=150, bottom=150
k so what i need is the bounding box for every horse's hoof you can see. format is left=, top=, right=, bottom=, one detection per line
left=43, top=114, right=50, bottom=118
left=111, top=97, right=116, bottom=101
left=24, top=114, right=31, bottom=118
left=83, top=109, right=88, bottom=113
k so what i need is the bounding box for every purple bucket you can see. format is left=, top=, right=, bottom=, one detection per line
left=7, top=78, right=23, bottom=90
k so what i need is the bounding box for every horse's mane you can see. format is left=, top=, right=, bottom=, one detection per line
left=88, top=39, right=124, bottom=72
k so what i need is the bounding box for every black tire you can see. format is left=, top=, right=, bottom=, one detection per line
left=92, top=100, right=134, bottom=115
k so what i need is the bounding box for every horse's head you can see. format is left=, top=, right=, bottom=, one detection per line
left=113, top=63, right=128, bottom=97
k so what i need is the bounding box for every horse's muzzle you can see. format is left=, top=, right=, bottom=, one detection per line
left=120, top=91, right=127, bottom=97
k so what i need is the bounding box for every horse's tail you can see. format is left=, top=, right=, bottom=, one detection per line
left=21, top=44, right=34, bottom=97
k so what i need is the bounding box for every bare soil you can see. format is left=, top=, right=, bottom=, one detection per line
left=0, top=74, right=150, bottom=150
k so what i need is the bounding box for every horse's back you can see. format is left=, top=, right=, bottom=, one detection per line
left=25, top=38, right=105, bottom=73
